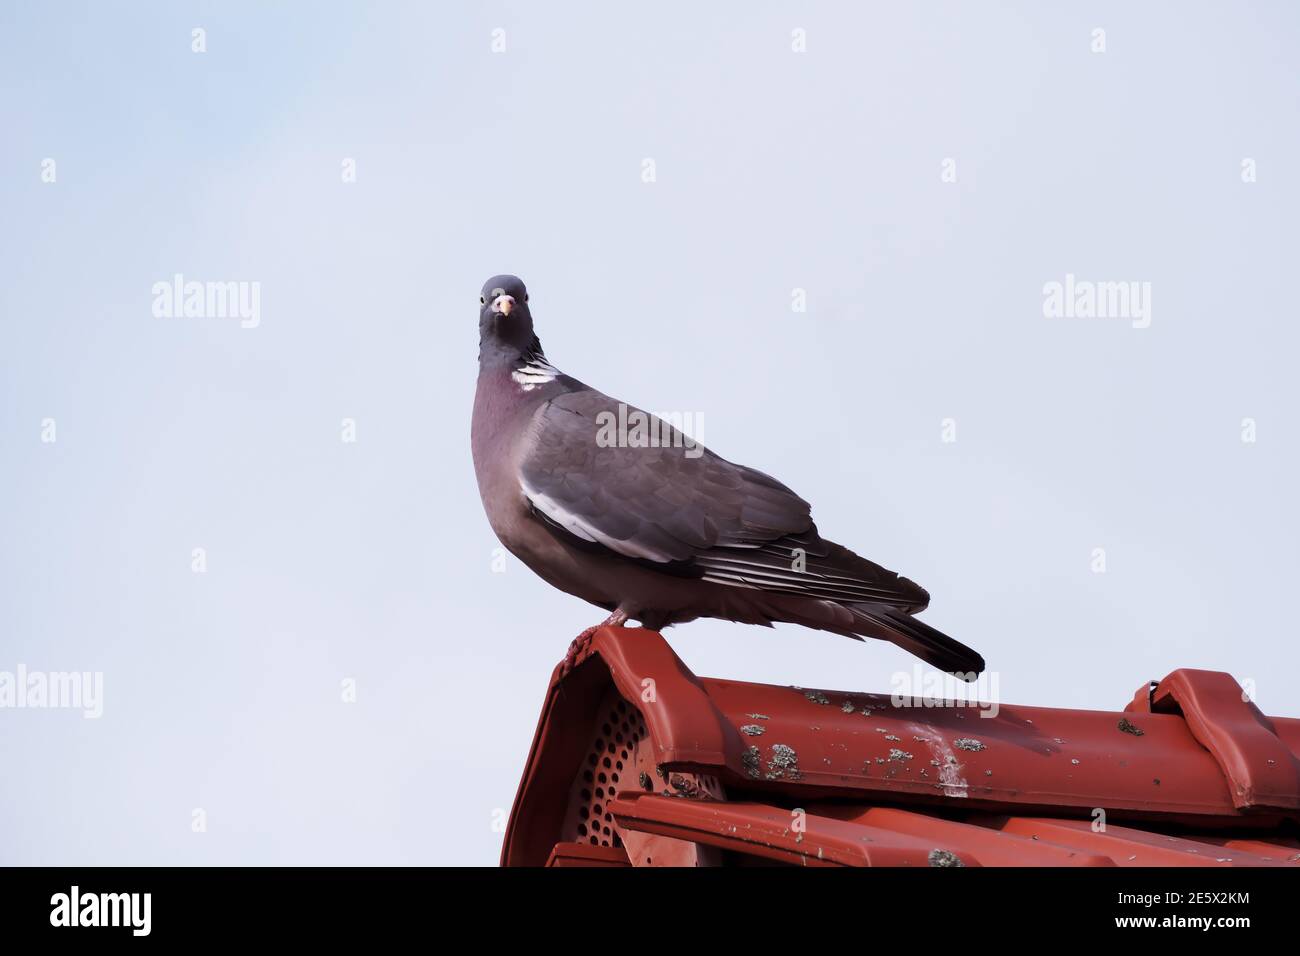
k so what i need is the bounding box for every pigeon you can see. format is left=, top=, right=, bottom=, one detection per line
left=471, top=275, right=984, bottom=679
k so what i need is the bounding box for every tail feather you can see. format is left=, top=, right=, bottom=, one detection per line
left=849, top=604, right=984, bottom=681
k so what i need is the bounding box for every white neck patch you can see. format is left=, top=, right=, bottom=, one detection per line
left=511, top=355, right=559, bottom=391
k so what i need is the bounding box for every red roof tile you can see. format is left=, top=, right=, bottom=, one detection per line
left=501, top=627, right=1300, bottom=867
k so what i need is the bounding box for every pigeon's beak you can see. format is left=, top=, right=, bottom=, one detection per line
left=492, top=295, right=516, bottom=317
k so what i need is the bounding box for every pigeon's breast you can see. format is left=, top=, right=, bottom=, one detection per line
left=471, top=366, right=547, bottom=538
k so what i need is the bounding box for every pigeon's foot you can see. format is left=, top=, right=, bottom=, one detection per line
left=557, top=609, right=629, bottom=678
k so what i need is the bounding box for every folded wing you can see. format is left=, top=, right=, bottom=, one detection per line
left=518, top=388, right=930, bottom=611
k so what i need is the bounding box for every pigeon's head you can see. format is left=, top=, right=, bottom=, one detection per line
left=478, top=274, right=538, bottom=356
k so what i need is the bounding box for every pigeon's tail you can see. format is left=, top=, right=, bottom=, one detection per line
left=848, top=605, right=985, bottom=681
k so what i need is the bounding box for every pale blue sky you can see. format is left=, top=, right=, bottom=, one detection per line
left=2, top=1, right=1297, bottom=864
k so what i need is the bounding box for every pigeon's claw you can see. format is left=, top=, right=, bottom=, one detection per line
left=557, top=609, right=629, bottom=677
left=557, top=625, right=599, bottom=678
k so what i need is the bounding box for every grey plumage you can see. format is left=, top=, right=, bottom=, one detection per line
left=471, top=274, right=984, bottom=678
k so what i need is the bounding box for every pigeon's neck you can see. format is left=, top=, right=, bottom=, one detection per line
left=479, top=322, right=561, bottom=387
left=479, top=331, right=544, bottom=369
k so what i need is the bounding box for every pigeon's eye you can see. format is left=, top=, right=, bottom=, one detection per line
left=523, top=294, right=529, bottom=302
left=480, top=295, right=485, bottom=304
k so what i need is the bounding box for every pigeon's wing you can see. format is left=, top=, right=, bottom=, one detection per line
left=518, top=388, right=930, bottom=609
left=518, top=388, right=811, bottom=562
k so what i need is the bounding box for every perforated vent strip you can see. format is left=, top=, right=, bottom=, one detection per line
left=570, top=696, right=649, bottom=849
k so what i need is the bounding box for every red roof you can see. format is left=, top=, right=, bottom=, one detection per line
left=501, top=627, right=1300, bottom=867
